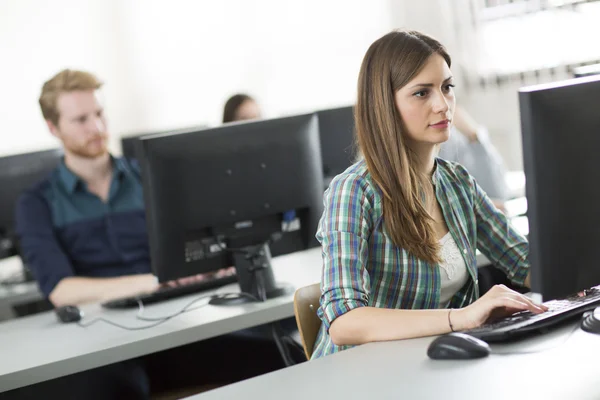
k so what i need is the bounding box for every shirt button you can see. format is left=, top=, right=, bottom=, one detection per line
left=463, top=249, right=467, bottom=254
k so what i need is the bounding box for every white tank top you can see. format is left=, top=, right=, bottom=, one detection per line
left=438, top=231, right=469, bottom=307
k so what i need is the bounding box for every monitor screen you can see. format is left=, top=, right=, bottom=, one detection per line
left=137, top=114, right=323, bottom=287
left=121, top=125, right=207, bottom=160
left=519, top=75, right=600, bottom=299
left=317, top=105, right=356, bottom=178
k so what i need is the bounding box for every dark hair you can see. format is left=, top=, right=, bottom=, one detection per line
left=355, top=30, right=451, bottom=263
left=223, top=93, right=255, bottom=123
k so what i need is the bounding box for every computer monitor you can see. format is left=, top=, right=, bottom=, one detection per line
left=137, top=114, right=323, bottom=301
left=0, top=148, right=63, bottom=258
left=317, top=105, right=356, bottom=178
left=519, top=75, right=600, bottom=300
left=121, top=125, right=207, bottom=160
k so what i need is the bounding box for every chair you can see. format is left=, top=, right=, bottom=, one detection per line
left=293, top=283, right=322, bottom=360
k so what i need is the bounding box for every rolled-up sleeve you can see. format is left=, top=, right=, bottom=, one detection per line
left=15, top=191, right=75, bottom=297
left=472, top=174, right=529, bottom=287
left=316, top=173, right=374, bottom=331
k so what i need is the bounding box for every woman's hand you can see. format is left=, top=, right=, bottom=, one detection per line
left=453, top=284, right=548, bottom=331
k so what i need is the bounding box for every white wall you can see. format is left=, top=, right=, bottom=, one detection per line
left=5, top=0, right=561, bottom=170
left=0, top=0, right=396, bottom=157
left=0, top=0, right=127, bottom=156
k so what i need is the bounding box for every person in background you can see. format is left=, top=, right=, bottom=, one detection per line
left=15, top=70, right=161, bottom=308
left=438, top=105, right=510, bottom=212
left=312, top=30, right=546, bottom=359
left=223, top=93, right=262, bottom=123
left=9, top=70, right=280, bottom=400
left=10, top=69, right=151, bottom=400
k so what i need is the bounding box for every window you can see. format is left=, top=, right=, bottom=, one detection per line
left=474, top=0, right=600, bottom=78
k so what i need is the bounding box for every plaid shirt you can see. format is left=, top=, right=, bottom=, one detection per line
left=312, top=158, right=529, bottom=359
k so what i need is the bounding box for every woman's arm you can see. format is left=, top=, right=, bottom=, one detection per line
left=468, top=168, right=530, bottom=288
left=330, top=284, right=545, bottom=346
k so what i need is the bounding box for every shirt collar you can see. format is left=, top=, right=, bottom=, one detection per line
left=58, top=155, right=124, bottom=194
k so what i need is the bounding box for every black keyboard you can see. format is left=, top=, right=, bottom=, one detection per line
left=465, top=287, right=600, bottom=342
left=101, top=275, right=238, bottom=309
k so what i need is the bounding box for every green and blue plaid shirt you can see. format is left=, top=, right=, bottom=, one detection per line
left=312, top=158, right=529, bottom=359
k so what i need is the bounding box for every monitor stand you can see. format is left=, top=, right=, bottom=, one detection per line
left=208, top=243, right=293, bottom=305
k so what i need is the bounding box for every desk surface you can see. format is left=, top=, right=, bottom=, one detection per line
left=0, top=248, right=322, bottom=393
left=190, top=321, right=599, bottom=400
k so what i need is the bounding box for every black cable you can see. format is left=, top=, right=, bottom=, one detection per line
left=209, top=291, right=260, bottom=304
left=271, top=323, right=296, bottom=366
left=282, top=334, right=305, bottom=355
left=491, top=323, right=581, bottom=355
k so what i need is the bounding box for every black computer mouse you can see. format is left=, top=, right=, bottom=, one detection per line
left=427, top=332, right=491, bottom=360
left=581, top=307, right=600, bottom=334
left=55, top=305, right=83, bottom=323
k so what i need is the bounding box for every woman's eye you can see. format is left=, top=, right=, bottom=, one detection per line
left=444, top=84, right=456, bottom=92
left=414, top=90, right=428, bottom=98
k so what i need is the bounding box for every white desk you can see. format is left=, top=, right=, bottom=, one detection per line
left=0, top=248, right=322, bottom=393
left=189, top=322, right=600, bottom=400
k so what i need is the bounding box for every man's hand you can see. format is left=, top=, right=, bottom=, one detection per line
left=161, top=266, right=237, bottom=288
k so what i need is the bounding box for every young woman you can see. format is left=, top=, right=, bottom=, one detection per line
left=312, top=30, right=546, bottom=359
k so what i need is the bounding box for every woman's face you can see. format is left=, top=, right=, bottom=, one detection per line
left=235, top=99, right=262, bottom=121
left=394, top=54, right=455, bottom=147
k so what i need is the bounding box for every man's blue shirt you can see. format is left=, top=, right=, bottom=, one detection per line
left=15, top=157, right=150, bottom=297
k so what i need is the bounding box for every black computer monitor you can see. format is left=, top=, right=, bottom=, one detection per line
left=121, top=125, right=207, bottom=160
left=519, top=75, right=600, bottom=300
left=317, top=105, right=356, bottom=178
left=137, top=114, right=323, bottom=301
left=0, top=148, right=63, bottom=258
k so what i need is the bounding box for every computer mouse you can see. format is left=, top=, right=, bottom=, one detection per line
left=55, top=305, right=83, bottom=323
left=427, top=332, right=491, bottom=360
left=581, top=307, right=600, bottom=334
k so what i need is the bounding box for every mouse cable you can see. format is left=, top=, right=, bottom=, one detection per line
left=78, top=291, right=260, bottom=330
left=135, top=291, right=259, bottom=321
left=77, top=294, right=212, bottom=330
left=491, top=323, right=581, bottom=356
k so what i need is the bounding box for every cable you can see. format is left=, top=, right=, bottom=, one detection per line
left=77, top=290, right=262, bottom=331
left=209, top=291, right=260, bottom=304
left=77, top=316, right=173, bottom=331
left=491, top=323, right=581, bottom=356
left=135, top=294, right=214, bottom=321
left=271, top=322, right=296, bottom=366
